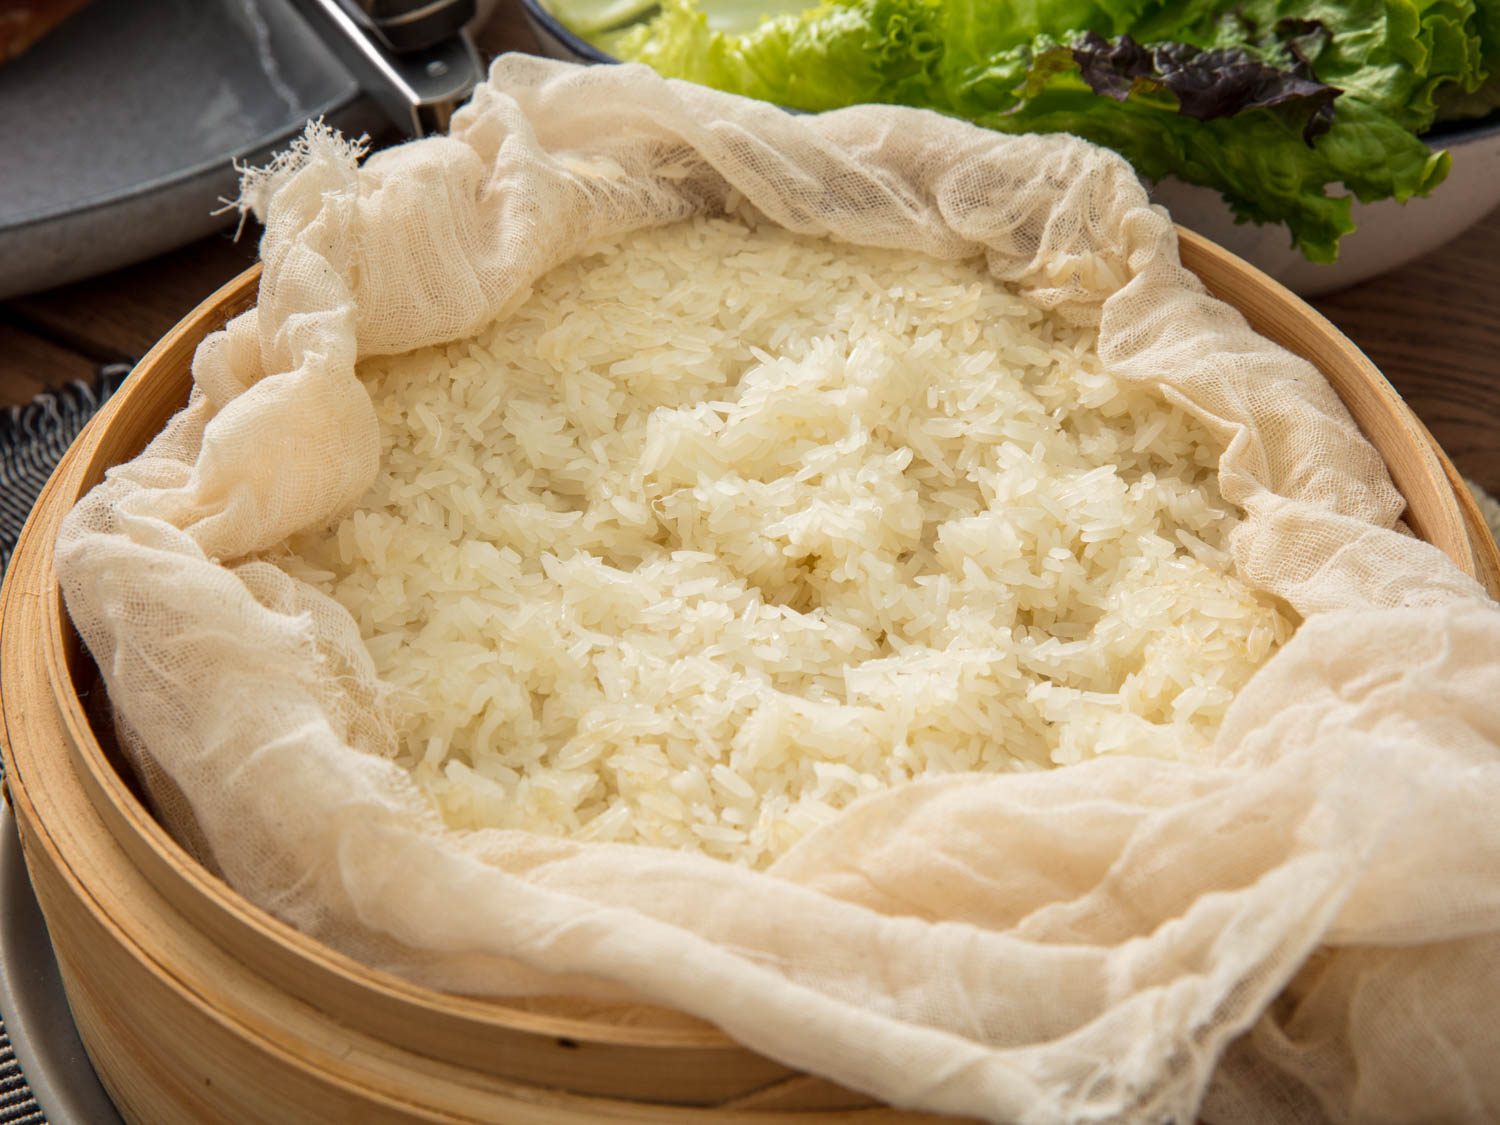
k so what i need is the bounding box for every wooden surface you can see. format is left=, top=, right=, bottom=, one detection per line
left=2, top=6, right=1498, bottom=497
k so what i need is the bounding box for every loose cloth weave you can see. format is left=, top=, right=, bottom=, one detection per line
left=55, top=56, right=1500, bottom=1123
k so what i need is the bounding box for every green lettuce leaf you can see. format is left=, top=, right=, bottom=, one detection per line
left=605, top=0, right=1493, bottom=260
left=1214, top=0, right=1484, bottom=132
left=976, top=62, right=1447, bottom=260
left=1436, top=0, right=1500, bottom=118
left=617, top=0, right=937, bottom=109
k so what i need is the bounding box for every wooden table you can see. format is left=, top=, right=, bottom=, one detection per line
left=4, top=11, right=1500, bottom=492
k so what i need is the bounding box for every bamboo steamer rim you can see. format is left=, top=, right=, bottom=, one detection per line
left=12, top=225, right=1500, bottom=1072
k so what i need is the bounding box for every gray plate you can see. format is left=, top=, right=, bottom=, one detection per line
left=0, top=0, right=388, bottom=300
left=0, top=802, right=123, bottom=1124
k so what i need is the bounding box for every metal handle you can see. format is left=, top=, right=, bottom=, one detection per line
left=343, top=0, right=478, bottom=54
left=289, top=0, right=485, bottom=137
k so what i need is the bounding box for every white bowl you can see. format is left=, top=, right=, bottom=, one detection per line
left=1152, top=117, right=1500, bottom=296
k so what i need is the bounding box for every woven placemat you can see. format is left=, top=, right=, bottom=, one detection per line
left=0, top=367, right=129, bottom=576
left=0, top=364, right=130, bottom=1125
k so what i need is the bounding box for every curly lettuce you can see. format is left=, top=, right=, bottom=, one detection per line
left=604, top=0, right=1500, bottom=261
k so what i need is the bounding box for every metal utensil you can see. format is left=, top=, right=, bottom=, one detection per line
left=289, top=0, right=485, bottom=135
left=339, top=0, right=477, bottom=53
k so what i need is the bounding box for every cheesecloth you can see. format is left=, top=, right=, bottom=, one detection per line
left=56, top=55, right=1500, bottom=1123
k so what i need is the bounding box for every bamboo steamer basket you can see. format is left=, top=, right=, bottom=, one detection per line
left=3, top=229, right=1498, bottom=1125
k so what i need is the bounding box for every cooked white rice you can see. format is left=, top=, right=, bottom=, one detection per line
left=277, top=214, right=1295, bottom=869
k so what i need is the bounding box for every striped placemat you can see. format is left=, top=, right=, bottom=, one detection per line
left=0, top=363, right=130, bottom=1125
left=0, top=367, right=130, bottom=575
left=0, top=1027, right=45, bottom=1125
